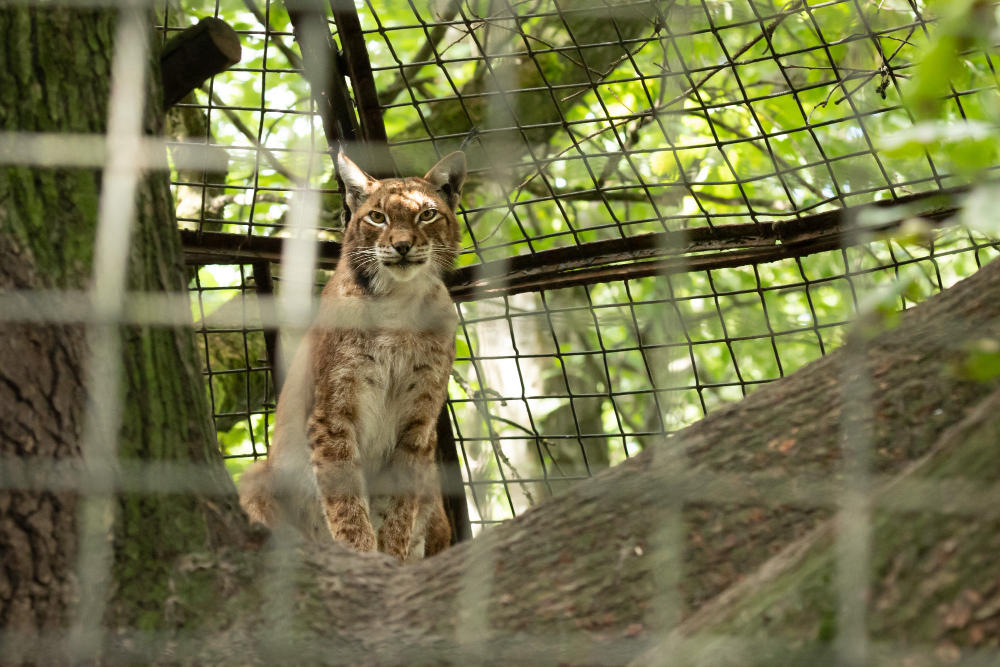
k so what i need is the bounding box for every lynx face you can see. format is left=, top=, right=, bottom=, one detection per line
left=338, top=151, right=466, bottom=290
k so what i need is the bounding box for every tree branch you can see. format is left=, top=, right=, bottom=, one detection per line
left=202, top=87, right=302, bottom=182
left=376, top=0, right=462, bottom=107
left=240, top=0, right=305, bottom=71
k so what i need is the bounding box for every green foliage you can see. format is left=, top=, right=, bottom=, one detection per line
left=856, top=267, right=924, bottom=337
left=951, top=338, right=1000, bottom=381
left=218, top=414, right=270, bottom=482
left=908, top=0, right=997, bottom=119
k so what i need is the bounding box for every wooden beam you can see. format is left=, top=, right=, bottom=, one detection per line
left=179, top=229, right=341, bottom=268
left=180, top=187, right=969, bottom=301
left=251, top=262, right=285, bottom=396
left=436, top=408, right=473, bottom=545
left=284, top=0, right=358, bottom=154
left=329, top=0, right=397, bottom=178
left=446, top=187, right=966, bottom=299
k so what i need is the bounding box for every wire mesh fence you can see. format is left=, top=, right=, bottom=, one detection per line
left=169, top=0, right=1000, bottom=531
left=4, top=0, right=1000, bottom=663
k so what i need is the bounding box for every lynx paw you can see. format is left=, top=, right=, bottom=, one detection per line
left=378, top=534, right=409, bottom=562
left=335, top=521, right=377, bottom=552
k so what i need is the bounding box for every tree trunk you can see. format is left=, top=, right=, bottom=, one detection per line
left=4, top=8, right=1000, bottom=665
left=0, top=7, right=245, bottom=663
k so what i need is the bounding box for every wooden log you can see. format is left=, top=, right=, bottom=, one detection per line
left=161, top=17, right=242, bottom=110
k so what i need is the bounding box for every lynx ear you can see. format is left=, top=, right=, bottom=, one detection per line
left=424, top=151, right=466, bottom=210
left=337, top=150, right=378, bottom=213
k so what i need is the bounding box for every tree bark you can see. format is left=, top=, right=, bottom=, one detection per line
left=4, top=7, right=1000, bottom=666
left=0, top=7, right=245, bottom=663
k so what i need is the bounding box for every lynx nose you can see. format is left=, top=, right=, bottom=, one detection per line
left=393, top=240, right=412, bottom=256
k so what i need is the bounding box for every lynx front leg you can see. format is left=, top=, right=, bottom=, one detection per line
left=308, top=410, right=376, bottom=552
left=377, top=419, right=436, bottom=561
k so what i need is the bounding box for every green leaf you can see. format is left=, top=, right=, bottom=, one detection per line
left=961, top=183, right=1000, bottom=237
left=952, top=338, right=1000, bottom=381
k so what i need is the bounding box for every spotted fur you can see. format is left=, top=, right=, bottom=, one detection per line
left=239, top=151, right=466, bottom=561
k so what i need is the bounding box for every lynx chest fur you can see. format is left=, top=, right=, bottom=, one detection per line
left=319, top=292, right=456, bottom=537
left=352, top=328, right=451, bottom=469
left=238, top=150, right=466, bottom=562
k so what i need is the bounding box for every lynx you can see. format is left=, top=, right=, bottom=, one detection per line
left=239, top=151, right=466, bottom=562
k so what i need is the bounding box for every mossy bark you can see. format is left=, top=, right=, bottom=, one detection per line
left=0, top=6, right=245, bottom=661
left=631, top=386, right=1000, bottom=666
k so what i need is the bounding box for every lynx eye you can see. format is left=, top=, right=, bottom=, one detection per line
left=365, top=210, right=386, bottom=227
left=418, top=208, right=439, bottom=223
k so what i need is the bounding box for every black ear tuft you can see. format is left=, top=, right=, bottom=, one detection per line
left=337, top=150, right=378, bottom=214
left=423, top=151, right=467, bottom=210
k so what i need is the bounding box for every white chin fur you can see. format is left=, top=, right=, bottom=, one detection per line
left=379, top=261, right=427, bottom=283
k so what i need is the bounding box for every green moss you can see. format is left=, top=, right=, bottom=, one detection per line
left=135, top=610, right=162, bottom=632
